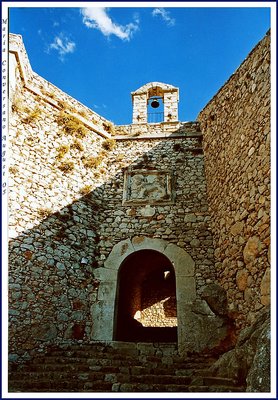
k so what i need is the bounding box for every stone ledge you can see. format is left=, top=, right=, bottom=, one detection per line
left=114, top=133, right=203, bottom=141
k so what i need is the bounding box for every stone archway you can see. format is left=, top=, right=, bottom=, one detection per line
left=114, top=249, right=177, bottom=342
left=91, top=236, right=196, bottom=354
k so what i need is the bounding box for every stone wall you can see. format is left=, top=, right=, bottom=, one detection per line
left=8, top=42, right=115, bottom=361
left=198, top=31, right=270, bottom=329
left=98, top=137, right=214, bottom=280
left=8, top=30, right=270, bottom=361
left=8, top=34, right=216, bottom=360
left=114, top=121, right=200, bottom=137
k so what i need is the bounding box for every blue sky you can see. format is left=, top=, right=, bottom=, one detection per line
left=8, top=3, right=271, bottom=125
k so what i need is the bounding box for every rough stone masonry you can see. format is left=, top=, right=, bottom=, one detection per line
left=7, top=31, right=270, bottom=363
left=198, top=30, right=270, bottom=331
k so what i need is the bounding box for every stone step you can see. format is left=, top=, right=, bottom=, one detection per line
left=9, top=380, right=113, bottom=392
left=113, top=382, right=244, bottom=393
left=9, top=366, right=244, bottom=391
left=31, top=356, right=144, bottom=367
left=9, top=371, right=106, bottom=381
left=8, top=342, right=245, bottom=393
left=38, top=354, right=215, bottom=369
left=188, top=385, right=246, bottom=393
left=128, top=374, right=192, bottom=385
left=54, top=341, right=178, bottom=356
left=15, top=358, right=214, bottom=376
left=112, top=382, right=191, bottom=392
left=12, top=363, right=122, bottom=373
left=9, top=371, right=193, bottom=386
left=45, top=350, right=142, bottom=360
left=11, top=362, right=211, bottom=379
left=9, top=375, right=243, bottom=393
left=10, top=380, right=244, bottom=394
left=191, top=375, right=238, bottom=386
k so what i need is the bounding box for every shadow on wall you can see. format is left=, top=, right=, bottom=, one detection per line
left=8, top=136, right=211, bottom=361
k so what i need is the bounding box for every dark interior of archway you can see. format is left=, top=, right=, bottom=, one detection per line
left=114, top=249, right=177, bottom=342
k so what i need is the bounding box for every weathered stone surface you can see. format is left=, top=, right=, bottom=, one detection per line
left=131, top=236, right=168, bottom=253
left=9, top=341, right=245, bottom=392
left=8, top=31, right=270, bottom=365
left=180, top=300, right=231, bottom=354
left=236, top=269, right=249, bottom=292
left=104, top=239, right=134, bottom=270
left=243, top=237, right=263, bottom=265
left=260, top=267, right=270, bottom=306
left=64, top=322, right=86, bottom=340
left=97, top=281, right=117, bottom=301
left=164, top=243, right=195, bottom=276
left=184, top=214, right=197, bottom=223
left=198, top=31, right=270, bottom=330
left=176, top=276, right=196, bottom=303
left=246, top=318, right=270, bottom=392
left=90, top=301, right=115, bottom=341
left=139, top=205, right=156, bottom=217
left=209, top=306, right=270, bottom=390
left=201, top=283, right=228, bottom=316
left=230, top=221, right=244, bottom=236
left=93, top=267, right=117, bottom=281
left=32, top=323, right=57, bottom=341
left=190, top=238, right=200, bottom=247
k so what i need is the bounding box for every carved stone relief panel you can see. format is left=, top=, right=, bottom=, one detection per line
left=123, top=170, right=174, bottom=205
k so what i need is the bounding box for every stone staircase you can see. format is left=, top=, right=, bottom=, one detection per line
left=8, top=342, right=246, bottom=393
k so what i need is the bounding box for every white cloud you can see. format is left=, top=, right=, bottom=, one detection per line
left=152, top=8, right=175, bottom=26
left=49, top=33, right=76, bottom=60
left=81, top=7, right=139, bottom=41
left=93, top=104, right=107, bottom=110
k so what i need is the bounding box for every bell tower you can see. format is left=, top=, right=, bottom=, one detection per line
left=131, top=82, right=179, bottom=124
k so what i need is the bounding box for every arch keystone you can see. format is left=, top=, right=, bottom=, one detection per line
left=132, top=236, right=168, bottom=253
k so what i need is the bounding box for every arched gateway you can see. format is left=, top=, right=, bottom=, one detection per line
left=114, top=249, right=177, bottom=342
left=91, top=236, right=196, bottom=354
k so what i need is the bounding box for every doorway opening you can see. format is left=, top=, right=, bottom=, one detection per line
left=114, top=249, right=177, bottom=342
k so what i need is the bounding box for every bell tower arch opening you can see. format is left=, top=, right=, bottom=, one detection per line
left=147, top=96, right=164, bottom=123
left=131, top=82, right=179, bottom=124
left=114, top=249, right=177, bottom=342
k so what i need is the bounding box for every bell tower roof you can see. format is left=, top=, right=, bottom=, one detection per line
left=131, top=82, right=179, bottom=98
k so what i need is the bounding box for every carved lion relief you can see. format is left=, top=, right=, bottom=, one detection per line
left=123, top=170, right=174, bottom=205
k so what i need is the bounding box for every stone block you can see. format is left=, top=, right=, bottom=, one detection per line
left=184, top=213, right=197, bottom=223
left=178, top=302, right=229, bottom=354
left=97, top=281, right=117, bottom=302
left=236, top=269, right=249, bottom=291
left=104, top=238, right=134, bottom=270
left=164, top=243, right=195, bottom=276
left=243, top=236, right=263, bottom=264
left=176, top=276, right=196, bottom=303
left=230, top=221, right=244, bottom=236
left=131, top=236, right=168, bottom=253
left=260, top=267, right=270, bottom=305
left=139, top=205, right=156, bottom=217
left=90, top=301, right=114, bottom=340
left=32, top=322, right=57, bottom=341
left=93, top=267, right=118, bottom=281
left=64, top=322, right=85, bottom=340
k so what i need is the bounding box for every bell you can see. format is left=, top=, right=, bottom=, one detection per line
left=150, top=98, right=160, bottom=108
